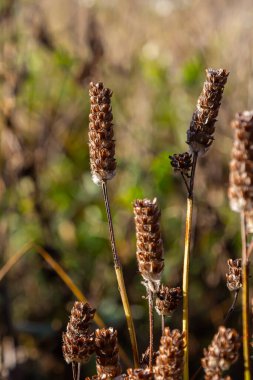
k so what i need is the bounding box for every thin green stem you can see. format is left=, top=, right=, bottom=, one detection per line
left=101, top=181, right=139, bottom=368
left=161, top=314, right=165, bottom=335
left=241, top=212, right=251, bottom=380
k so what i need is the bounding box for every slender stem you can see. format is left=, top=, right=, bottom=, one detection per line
left=161, top=314, right=165, bottom=335
left=183, top=152, right=198, bottom=380
left=148, top=288, right=154, bottom=371
left=72, top=363, right=78, bottom=380
left=224, top=289, right=240, bottom=323
left=180, top=172, right=190, bottom=194
left=240, top=212, right=251, bottom=380
left=101, top=181, right=139, bottom=368
left=182, top=197, right=193, bottom=380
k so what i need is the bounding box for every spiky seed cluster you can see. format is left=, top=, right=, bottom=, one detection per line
left=62, top=301, right=95, bottom=364
left=88, top=82, right=116, bottom=185
left=169, top=152, right=192, bottom=177
left=140, top=347, right=159, bottom=368
left=155, top=285, right=182, bottom=316
left=126, top=368, right=155, bottom=379
left=228, top=111, right=253, bottom=228
left=226, top=259, right=242, bottom=292
left=154, top=327, right=185, bottom=380
left=186, top=68, right=229, bottom=155
left=202, top=326, right=240, bottom=380
left=133, top=198, right=164, bottom=289
left=95, top=327, right=121, bottom=378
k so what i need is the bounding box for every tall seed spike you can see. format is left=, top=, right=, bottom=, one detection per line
left=186, top=68, right=229, bottom=155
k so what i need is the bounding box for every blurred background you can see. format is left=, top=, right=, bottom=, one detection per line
left=0, top=0, right=252, bottom=378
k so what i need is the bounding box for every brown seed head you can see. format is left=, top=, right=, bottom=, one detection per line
left=88, top=82, right=116, bottom=185
left=169, top=152, right=192, bottom=177
left=95, top=327, right=121, bottom=378
left=187, top=68, right=229, bottom=155
left=155, top=285, right=182, bottom=316
left=154, top=327, right=185, bottom=380
left=133, top=198, right=164, bottom=289
left=228, top=112, right=253, bottom=229
left=62, top=301, right=95, bottom=364
left=226, top=259, right=242, bottom=292
left=202, top=326, right=240, bottom=380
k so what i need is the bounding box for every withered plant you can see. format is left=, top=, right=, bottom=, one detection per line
left=169, top=68, right=229, bottom=379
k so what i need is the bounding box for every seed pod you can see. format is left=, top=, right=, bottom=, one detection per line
left=228, top=111, right=253, bottom=231
left=226, top=259, right=242, bottom=292
left=88, top=82, right=116, bottom=185
left=186, top=68, right=229, bottom=155
left=155, top=285, right=182, bottom=316
left=169, top=152, right=192, bottom=177
left=133, top=198, right=164, bottom=290
left=202, top=326, right=240, bottom=380
left=95, top=327, right=121, bottom=378
left=62, top=301, right=95, bottom=364
left=154, top=327, right=185, bottom=380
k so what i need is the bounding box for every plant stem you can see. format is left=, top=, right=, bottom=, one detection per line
left=101, top=181, right=139, bottom=368
left=183, top=152, right=198, bottom=380
left=72, top=362, right=80, bottom=380
left=240, top=212, right=251, bottom=380
left=148, top=288, right=154, bottom=371
left=161, top=314, right=165, bottom=335
left=224, top=289, right=239, bottom=323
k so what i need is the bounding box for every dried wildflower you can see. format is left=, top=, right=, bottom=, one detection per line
left=88, top=82, right=116, bottom=185
left=186, top=68, right=229, bottom=155
left=155, top=285, right=182, bottom=316
left=95, top=327, right=121, bottom=378
left=140, top=347, right=159, bottom=368
left=226, top=259, right=242, bottom=292
left=169, top=152, right=192, bottom=177
left=202, top=326, right=240, bottom=379
left=126, top=368, right=154, bottom=379
left=133, top=198, right=164, bottom=290
left=62, top=301, right=95, bottom=364
left=154, top=327, right=185, bottom=380
left=228, top=112, right=253, bottom=229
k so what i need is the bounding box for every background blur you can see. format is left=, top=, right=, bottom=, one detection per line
left=0, top=0, right=253, bottom=378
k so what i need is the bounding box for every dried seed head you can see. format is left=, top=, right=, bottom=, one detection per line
left=169, top=152, right=192, bottom=177
left=228, top=112, right=253, bottom=230
left=88, top=82, right=116, bottom=185
left=187, top=68, right=229, bottom=155
left=202, top=326, right=240, bottom=379
left=154, top=327, right=185, bottom=380
left=155, top=285, right=182, bottom=316
left=133, top=198, right=164, bottom=290
left=140, top=347, right=159, bottom=368
left=95, top=327, right=121, bottom=378
left=226, top=259, right=242, bottom=292
left=62, top=301, right=95, bottom=364
left=126, top=368, right=154, bottom=379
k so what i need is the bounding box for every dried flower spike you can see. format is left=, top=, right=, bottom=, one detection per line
left=62, top=301, right=95, bottom=364
left=133, top=198, right=164, bottom=289
left=202, top=326, right=240, bottom=380
left=169, top=152, right=192, bottom=177
left=95, top=327, right=121, bottom=378
left=226, top=259, right=242, bottom=292
left=228, top=111, right=253, bottom=222
left=155, top=284, right=182, bottom=316
left=88, top=82, right=116, bottom=185
left=154, top=327, right=185, bottom=380
left=187, top=68, right=229, bottom=155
